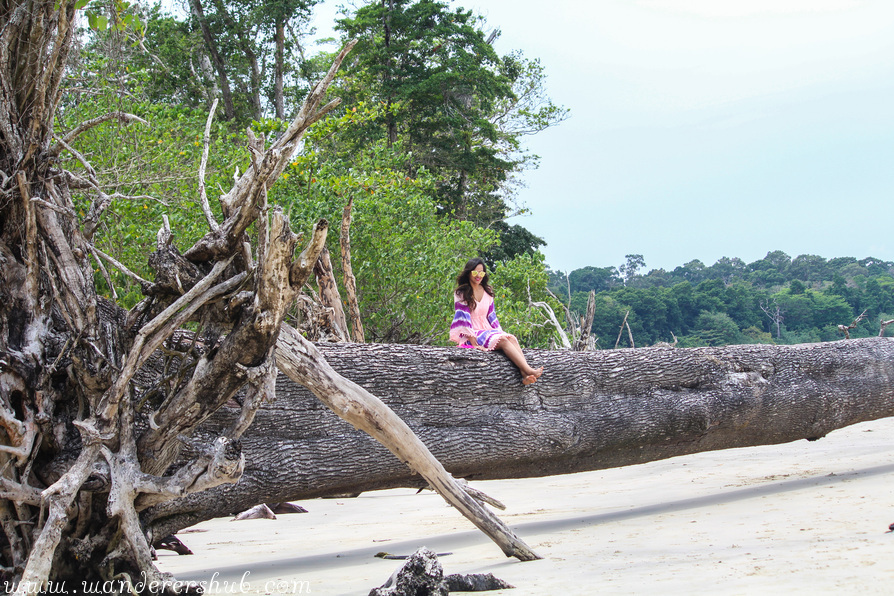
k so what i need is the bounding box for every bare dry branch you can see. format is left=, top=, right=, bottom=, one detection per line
left=184, top=40, right=357, bottom=264
left=456, top=480, right=506, bottom=511
left=15, top=443, right=101, bottom=595
left=290, top=218, right=329, bottom=289
left=97, top=257, right=238, bottom=423
left=760, top=299, right=784, bottom=339
left=0, top=404, right=36, bottom=462
left=574, top=290, right=596, bottom=351
left=133, top=437, right=245, bottom=510
left=838, top=309, right=868, bottom=339
left=530, top=287, right=571, bottom=349
left=49, top=111, right=148, bottom=157
left=222, top=360, right=277, bottom=441
left=276, top=324, right=541, bottom=561
left=615, top=310, right=630, bottom=349
left=881, top=319, right=894, bottom=337
left=29, top=197, right=74, bottom=217
left=0, top=479, right=42, bottom=506
left=313, top=248, right=350, bottom=341
left=198, top=98, right=220, bottom=232
left=90, top=245, right=151, bottom=287
left=340, top=196, right=365, bottom=342
left=50, top=134, right=97, bottom=179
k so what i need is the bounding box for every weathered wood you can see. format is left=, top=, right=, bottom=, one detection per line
left=273, top=324, right=539, bottom=561
left=340, top=196, right=365, bottom=343
left=143, top=337, right=894, bottom=537
left=573, top=289, right=596, bottom=351
left=313, top=248, right=350, bottom=341
left=882, top=319, right=894, bottom=337
left=0, top=17, right=360, bottom=588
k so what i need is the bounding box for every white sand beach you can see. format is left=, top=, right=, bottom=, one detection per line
left=156, top=417, right=894, bottom=595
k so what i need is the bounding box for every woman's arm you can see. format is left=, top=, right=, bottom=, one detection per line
left=449, top=295, right=475, bottom=344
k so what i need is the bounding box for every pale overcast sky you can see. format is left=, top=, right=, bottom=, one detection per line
left=312, top=0, right=894, bottom=273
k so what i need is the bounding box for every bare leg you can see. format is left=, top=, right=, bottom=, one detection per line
left=497, top=336, right=543, bottom=385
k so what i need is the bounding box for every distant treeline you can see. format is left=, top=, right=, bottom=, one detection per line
left=547, top=251, right=894, bottom=348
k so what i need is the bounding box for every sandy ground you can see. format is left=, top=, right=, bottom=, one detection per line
left=156, top=418, right=894, bottom=595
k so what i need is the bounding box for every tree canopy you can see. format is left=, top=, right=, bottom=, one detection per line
left=63, top=0, right=568, bottom=348
left=550, top=251, right=894, bottom=348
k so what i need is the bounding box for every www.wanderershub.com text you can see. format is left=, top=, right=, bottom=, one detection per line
left=4, top=571, right=312, bottom=594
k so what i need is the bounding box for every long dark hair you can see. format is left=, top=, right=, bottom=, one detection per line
left=455, top=257, right=493, bottom=309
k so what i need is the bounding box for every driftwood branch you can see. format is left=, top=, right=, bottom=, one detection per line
left=16, top=444, right=101, bottom=594
left=98, top=257, right=240, bottom=424
left=573, top=290, right=596, bottom=351
left=533, top=287, right=571, bottom=349
left=137, top=216, right=327, bottom=476
left=313, top=248, right=350, bottom=341
left=183, top=40, right=356, bottom=263
left=90, top=245, right=152, bottom=287
left=197, top=97, right=220, bottom=232
left=838, top=309, right=868, bottom=339
left=881, top=319, right=894, bottom=337
left=274, top=324, right=540, bottom=561
left=50, top=110, right=148, bottom=156
left=614, top=310, right=630, bottom=349
left=340, top=196, right=364, bottom=342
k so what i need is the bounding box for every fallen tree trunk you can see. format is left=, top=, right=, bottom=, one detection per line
left=143, top=336, right=894, bottom=537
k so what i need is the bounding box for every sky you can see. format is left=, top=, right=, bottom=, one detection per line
left=310, top=0, right=894, bottom=274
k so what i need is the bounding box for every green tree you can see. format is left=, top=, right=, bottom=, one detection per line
left=788, top=254, right=827, bottom=282
left=619, top=253, right=645, bottom=285
left=682, top=311, right=748, bottom=347
left=337, top=0, right=512, bottom=218
left=137, top=0, right=321, bottom=122
left=672, top=259, right=707, bottom=284
left=272, top=108, right=558, bottom=346
left=334, top=0, right=566, bottom=227
left=482, top=220, right=546, bottom=264
left=568, top=266, right=622, bottom=294
left=746, top=250, right=791, bottom=287
left=705, top=256, right=746, bottom=284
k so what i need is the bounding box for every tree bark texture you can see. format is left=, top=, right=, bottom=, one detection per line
left=143, top=336, right=894, bottom=537
left=274, top=18, right=286, bottom=120
left=340, top=196, right=365, bottom=342
left=190, top=0, right=236, bottom=120
left=313, top=248, right=350, bottom=341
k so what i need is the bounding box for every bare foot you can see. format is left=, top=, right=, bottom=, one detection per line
left=522, top=367, right=543, bottom=385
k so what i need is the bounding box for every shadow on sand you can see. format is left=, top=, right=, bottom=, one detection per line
left=170, top=462, right=894, bottom=583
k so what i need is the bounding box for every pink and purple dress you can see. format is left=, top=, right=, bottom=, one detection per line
left=449, top=290, right=515, bottom=350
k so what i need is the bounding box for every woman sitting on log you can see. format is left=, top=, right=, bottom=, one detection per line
left=450, top=258, right=544, bottom=385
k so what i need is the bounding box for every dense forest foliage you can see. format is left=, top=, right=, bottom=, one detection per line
left=59, top=0, right=890, bottom=352
left=65, top=0, right=565, bottom=347
left=549, top=252, right=894, bottom=348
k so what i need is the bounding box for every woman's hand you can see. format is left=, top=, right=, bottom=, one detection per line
left=467, top=334, right=486, bottom=351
